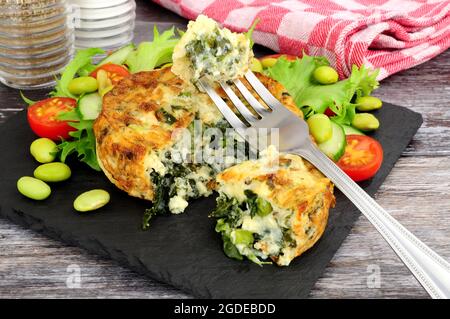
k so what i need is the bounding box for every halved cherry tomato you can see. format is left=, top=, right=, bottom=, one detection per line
left=27, top=97, right=77, bottom=141
left=90, top=63, right=130, bottom=85
left=324, top=107, right=335, bottom=117
left=337, top=135, right=383, bottom=182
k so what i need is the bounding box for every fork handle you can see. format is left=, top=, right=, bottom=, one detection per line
left=295, top=144, right=450, bottom=299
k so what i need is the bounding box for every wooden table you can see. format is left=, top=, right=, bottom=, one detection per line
left=0, top=1, right=449, bottom=299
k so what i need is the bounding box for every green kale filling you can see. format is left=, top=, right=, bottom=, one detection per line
left=156, top=108, right=177, bottom=124
left=142, top=118, right=249, bottom=230
left=142, top=163, right=206, bottom=230
left=210, top=193, right=275, bottom=266
left=185, top=28, right=233, bottom=73
left=142, top=171, right=173, bottom=230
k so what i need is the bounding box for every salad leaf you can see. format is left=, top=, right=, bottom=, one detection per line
left=245, top=18, right=260, bottom=48
left=267, top=54, right=379, bottom=124
left=125, top=26, right=180, bottom=73
left=51, top=48, right=104, bottom=98
left=58, top=110, right=100, bottom=171
left=20, top=91, right=36, bottom=106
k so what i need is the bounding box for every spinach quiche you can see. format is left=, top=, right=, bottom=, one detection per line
left=93, top=67, right=300, bottom=228
left=211, top=146, right=335, bottom=266
left=172, top=14, right=253, bottom=83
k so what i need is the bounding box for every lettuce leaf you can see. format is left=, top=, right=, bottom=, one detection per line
left=125, top=26, right=180, bottom=73
left=50, top=48, right=104, bottom=98
left=57, top=108, right=100, bottom=171
left=245, top=18, right=259, bottom=49
left=267, top=54, right=379, bottom=124
left=20, top=91, right=36, bottom=106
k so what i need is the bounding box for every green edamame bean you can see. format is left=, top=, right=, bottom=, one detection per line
left=68, top=76, right=98, bottom=95
left=33, top=162, right=71, bottom=182
left=260, top=57, right=278, bottom=69
left=352, top=113, right=380, bottom=131
left=250, top=57, right=263, bottom=73
left=73, top=189, right=110, bottom=212
left=313, top=66, right=339, bottom=84
left=17, top=176, right=51, bottom=200
left=256, top=197, right=273, bottom=217
left=356, top=96, right=382, bottom=111
left=30, top=138, right=58, bottom=163
left=307, top=114, right=333, bottom=143
left=232, top=229, right=254, bottom=246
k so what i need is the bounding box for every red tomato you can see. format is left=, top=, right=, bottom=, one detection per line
left=324, top=107, right=335, bottom=117
left=90, top=63, right=130, bottom=85
left=337, top=135, right=383, bottom=182
left=261, top=53, right=298, bottom=61
left=27, top=97, right=77, bottom=141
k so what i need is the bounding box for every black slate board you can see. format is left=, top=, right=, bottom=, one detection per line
left=0, top=104, right=422, bottom=298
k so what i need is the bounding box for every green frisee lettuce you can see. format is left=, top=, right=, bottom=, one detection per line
left=125, top=26, right=180, bottom=73
left=267, top=54, right=379, bottom=125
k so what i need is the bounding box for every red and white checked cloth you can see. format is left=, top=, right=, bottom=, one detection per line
left=153, top=0, right=450, bottom=80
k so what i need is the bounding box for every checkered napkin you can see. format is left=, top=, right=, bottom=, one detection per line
left=153, top=0, right=450, bottom=80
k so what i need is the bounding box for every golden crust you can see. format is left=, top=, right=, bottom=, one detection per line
left=94, top=68, right=193, bottom=200
left=216, top=153, right=334, bottom=265
left=94, top=67, right=303, bottom=203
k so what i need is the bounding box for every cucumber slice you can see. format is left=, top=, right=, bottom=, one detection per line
left=342, top=125, right=365, bottom=136
left=318, top=122, right=346, bottom=161
left=79, top=93, right=102, bottom=120
left=98, top=44, right=135, bottom=67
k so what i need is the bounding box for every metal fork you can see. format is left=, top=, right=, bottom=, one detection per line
left=200, top=70, right=450, bottom=299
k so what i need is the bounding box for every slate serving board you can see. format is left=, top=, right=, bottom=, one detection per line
left=0, top=103, right=422, bottom=299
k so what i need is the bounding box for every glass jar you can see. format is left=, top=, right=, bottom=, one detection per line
left=70, top=0, right=136, bottom=51
left=0, top=0, right=75, bottom=89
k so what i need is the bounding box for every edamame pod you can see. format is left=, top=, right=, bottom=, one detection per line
left=307, top=114, right=333, bottom=143
left=30, top=138, right=57, bottom=163
left=256, top=197, right=273, bottom=217
left=352, top=113, right=380, bottom=131
left=17, top=176, right=51, bottom=200
left=250, top=57, right=263, bottom=73
left=68, top=76, right=98, bottom=95
left=260, top=57, right=278, bottom=68
left=313, top=66, right=339, bottom=84
left=34, top=162, right=71, bottom=182
left=356, top=96, right=382, bottom=111
left=232, top=229, right=254, bottom=246
left=74, top=189, right=110, bottom=212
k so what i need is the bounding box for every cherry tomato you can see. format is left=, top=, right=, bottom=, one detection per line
left=90, top=63, right=130, bottom=85
left=324, top=107, right=335, bottom=117
left=337, top=135, right=383, bottom=182
left=27, top=97, right=77, bottom=141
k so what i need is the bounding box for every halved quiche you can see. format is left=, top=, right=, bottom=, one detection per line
left=93, top=67, right=300, bottom=227
left=211, top=146, right=335, bottom=266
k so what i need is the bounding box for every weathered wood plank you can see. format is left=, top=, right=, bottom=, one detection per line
left=311, top=156, right=450, bottom=298
left=374, top=51, right=450, bottom=157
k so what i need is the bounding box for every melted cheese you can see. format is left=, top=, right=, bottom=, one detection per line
left=241, top=214, right=283, bottom=256
left=169, top=195, right=189, bottom=214
left=144, top=152, right=167, bottom=176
